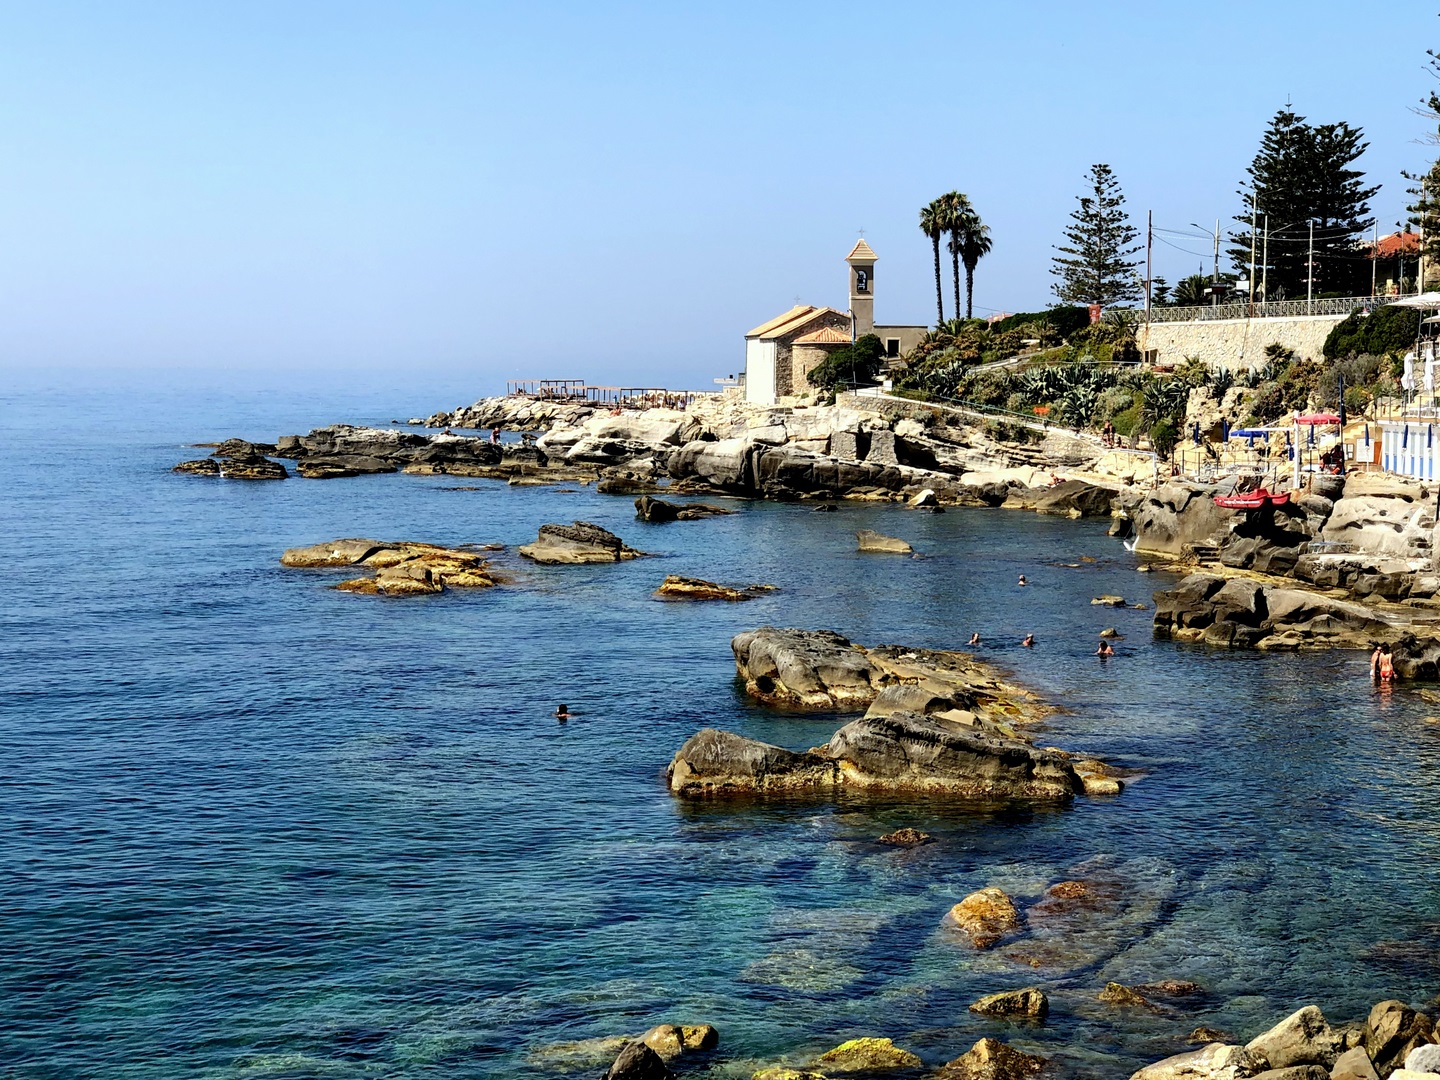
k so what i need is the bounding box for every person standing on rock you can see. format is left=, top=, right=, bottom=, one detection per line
left=490, top=426, right=502, bottom=445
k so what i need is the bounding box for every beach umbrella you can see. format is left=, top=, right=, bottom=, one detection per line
left=1403, top=353, right=1416, bottom=393
left=1404, top=424, right=1409, bottom=449
left=1307, top=424, right=1314, bottom=446
left=1364, top=423, right=1370, bottom=446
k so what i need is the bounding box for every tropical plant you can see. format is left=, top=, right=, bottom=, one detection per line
left=952, top=203, right=993, bottom=320
left=1051, top=164, right=1143, bottom=307
left=919, top=198, right=948, bottom=325
left=1170, top=273, right=1211, bottom=307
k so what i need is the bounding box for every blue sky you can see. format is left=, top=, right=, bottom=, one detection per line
left=2, top=1, right=1437, bottom=392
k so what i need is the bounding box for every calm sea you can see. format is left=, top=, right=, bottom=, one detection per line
left=3, top=379, right=1439, bottom=1079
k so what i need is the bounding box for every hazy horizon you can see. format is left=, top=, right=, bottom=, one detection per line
left=2, top=1, right=1436, bottom=392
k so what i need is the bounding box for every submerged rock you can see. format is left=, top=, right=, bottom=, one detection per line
left=1098, top=982, right=1160, bottom=1012
left=969, top=987, right=1049, bottom=1019
left=877, top=827, right=932, bottom=846
left=815, top=1037, right=923, bottom=1073
left=518, top=521, right=644, bottom=564
left=938, top=1038, right=1046, bottom=1079
left=856, top=529, right=913, bottom=554
left=945, top=888, right=1023, bottom=949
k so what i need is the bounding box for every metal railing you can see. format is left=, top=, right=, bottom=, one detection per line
left=1125, top=295, right=1393, bottom=324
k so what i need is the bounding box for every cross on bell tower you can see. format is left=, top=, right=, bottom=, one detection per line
left=845, top=237, right=877, bottom=337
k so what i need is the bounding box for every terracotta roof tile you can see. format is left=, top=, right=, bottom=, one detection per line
left=845, top=239, right=878, bottom=262
left=792, top=326, right=854, bottom=345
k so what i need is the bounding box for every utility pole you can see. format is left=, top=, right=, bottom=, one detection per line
left=1307, top=220, right=1314, bottom=309
left=1421, top=179, right=1429, bottom=296
left=1145, top=209, right=1153, bottom=327
left=1262, top=215, right=1269, bottom=306
left=1213, top=217, right=1221, bottom=284
left=1248, top=195, right=1258, bottom=317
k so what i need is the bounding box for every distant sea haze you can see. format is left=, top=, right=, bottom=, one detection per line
left=3, top=382, right=1437, bottom=1078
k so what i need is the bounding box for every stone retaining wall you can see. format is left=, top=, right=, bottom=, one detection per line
left=1137, top=313, right=1347, bottom=370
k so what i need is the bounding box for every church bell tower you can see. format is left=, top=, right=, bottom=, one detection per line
left=845, top=238, right=877, bottom=337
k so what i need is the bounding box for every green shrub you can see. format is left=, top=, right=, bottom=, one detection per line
left=990, top=306, right=1091, bottom=339
left=1111, top=404, right=1141, bottom=438
left=1150, top=418, right=1179, bottom=460
left=809, top=334, right=885, bottom=393
left=1323, top=305, right=1421, bottom=360
left=1343, top=386, right=1371, bottom=416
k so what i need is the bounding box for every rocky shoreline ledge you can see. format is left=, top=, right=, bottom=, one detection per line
left=559, top=985, right=1440, bottom=1080
left=1122, top=473, right=1440, bottom=663
left=668, top=628, right=1126, bottom=802
left=173, top=391, right=1133, bottom=510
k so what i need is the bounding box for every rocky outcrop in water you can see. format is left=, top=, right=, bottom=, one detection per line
left=280, top=539, right=497, bottom=596
left=517, top=521, right=644, bottom=564
left=1150, top=572, right=1440, bottom=668
left=668, top=711, right=1083, bottom=802
left=173, top=438, right=289, bottom=480
left=634, top=495, right=732, bottom=522
left=653, top=576, right=765, bottom=601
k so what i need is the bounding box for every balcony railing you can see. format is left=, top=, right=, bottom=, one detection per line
left=1122, top=295, right=1394, bottom=324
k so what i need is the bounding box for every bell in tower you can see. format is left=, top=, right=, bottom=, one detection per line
left=845, top=238, right=877, bottom=337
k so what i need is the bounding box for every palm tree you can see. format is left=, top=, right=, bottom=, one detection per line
left=919, top=198, right=948, bottom=326
left=956, top=209, right=992, bottom=320
left=942, top=191, right=972, bottom=321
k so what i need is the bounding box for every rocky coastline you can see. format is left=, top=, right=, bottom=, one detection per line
left=173, top=391, right=1133, bottom=512
left=667, top=628, right=1126, bottom=802
left=1122, top=472, right=1440, bottom=663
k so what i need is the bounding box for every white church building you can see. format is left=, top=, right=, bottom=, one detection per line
left=742, top=239, right=929, bottom=406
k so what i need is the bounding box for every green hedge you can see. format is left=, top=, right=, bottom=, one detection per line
left=989, top=306, right=1091, bottom=339
left=1323, top=305, right=1421, bottom=360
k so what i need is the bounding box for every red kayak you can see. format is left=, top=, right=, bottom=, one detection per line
left=1214, top=488, right=1290, bottom=510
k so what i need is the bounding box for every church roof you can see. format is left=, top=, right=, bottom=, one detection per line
left=792, top=326, right=853, bottom=346
left=747, top=305, right=845, bottom=340
left=746, top=304, right=816, bottom=338
left=845, top=239, right=878, bottom=263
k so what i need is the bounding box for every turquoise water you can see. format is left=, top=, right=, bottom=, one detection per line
left=4, top=384, right=1440, bottom=1079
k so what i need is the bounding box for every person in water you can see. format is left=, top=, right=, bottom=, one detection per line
left=1017, top=574, right=1027, bottom=587
left=555, top=704, right=572, bottom=720
left=1375, top=646, right=1396, bottom=683
left=1021, top=633, right=1034, bottom=647
left=1096, top=640, right=1114, bottom=657
left=967, top=632, right=981, bottom=646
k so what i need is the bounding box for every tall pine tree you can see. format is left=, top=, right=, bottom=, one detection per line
left=1228, top=108, right=1377, bottom=299
left=1404, top=47, right=1440, bottom=273
left=1051, top=164, right=1142, bottom=307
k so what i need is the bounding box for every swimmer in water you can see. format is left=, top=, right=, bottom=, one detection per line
left=1096, top=640, right=1114, bottom=657
left=1021, top=633, right=1034, bottom=647
left=967, top=632, right=980, bottom=646
left=1017, top=574, right=1027, bottom=587
left=555, top=704, right=572, bottom=720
